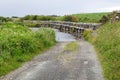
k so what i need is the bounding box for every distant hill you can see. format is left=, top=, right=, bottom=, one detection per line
left=72, top=12, right=109, bottom=23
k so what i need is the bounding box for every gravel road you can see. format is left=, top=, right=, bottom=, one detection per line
left=0, top=40, right=104, bottom=80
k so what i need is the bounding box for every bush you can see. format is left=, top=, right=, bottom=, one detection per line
left=99, top=15, right=109, bottom=24
left=22, top=15, right=56, bottom=21
left=37, top=16, right=56, bottom=21
left=62, top=15, right=79, bottom=22
left=0, top=23, right=56, bottom=76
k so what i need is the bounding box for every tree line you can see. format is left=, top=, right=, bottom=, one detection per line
left=1, top=11, right=119, bottom=23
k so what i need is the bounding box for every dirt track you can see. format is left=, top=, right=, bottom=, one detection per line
left=1, top=40, right=104, bottom=80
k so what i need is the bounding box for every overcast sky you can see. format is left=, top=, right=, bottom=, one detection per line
left=0, top=0, right=120, bottom=17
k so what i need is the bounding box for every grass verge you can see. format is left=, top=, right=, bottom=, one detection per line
left=83, top=22, right=120, bottom=80
left=0, top=22, right=56, bottom=76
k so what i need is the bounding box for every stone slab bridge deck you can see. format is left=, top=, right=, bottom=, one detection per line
left=24, top=21, right=102, bottom=38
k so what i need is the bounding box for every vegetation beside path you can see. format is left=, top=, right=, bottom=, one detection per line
left=0, top=23, right=56, bottom=76
left=64, top=42, right=79, bottom=51
left=83, top=21, right=120, bottom=80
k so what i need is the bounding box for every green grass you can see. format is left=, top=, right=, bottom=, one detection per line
left=83, top=29, right=93, bottom=41
left=85, top=21, right=120, bottom=80
left=72, top=12, right=109, bottom=22
left=64, top=42, right=79, bottom=51
left=0, top=23, right=56, bottom=76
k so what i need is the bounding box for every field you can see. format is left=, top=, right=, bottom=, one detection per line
left=0, top=23, right=56, bottom=76
left=72, top=12, right=109, bottom=22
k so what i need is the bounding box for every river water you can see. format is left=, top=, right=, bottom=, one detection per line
left=30, top=28, right=76, bottom=42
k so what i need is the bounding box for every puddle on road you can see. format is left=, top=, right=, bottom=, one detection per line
left=84, top=60, right=88, bottom=65
left=54, top=29, right=76, bottom=42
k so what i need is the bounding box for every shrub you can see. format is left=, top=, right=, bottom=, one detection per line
left=62, top=15, right=79, bottom=22
left=99, top=15, right=109, bottom=24
left=22, top=15, right=56, bottom=21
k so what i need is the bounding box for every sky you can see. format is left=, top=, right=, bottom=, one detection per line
left=0, top=0, right=120, bottom=17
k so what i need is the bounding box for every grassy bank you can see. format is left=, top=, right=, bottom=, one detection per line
left=84, top=22, right=120, bottom=80
left=0, top=23, right=56, bottom=76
